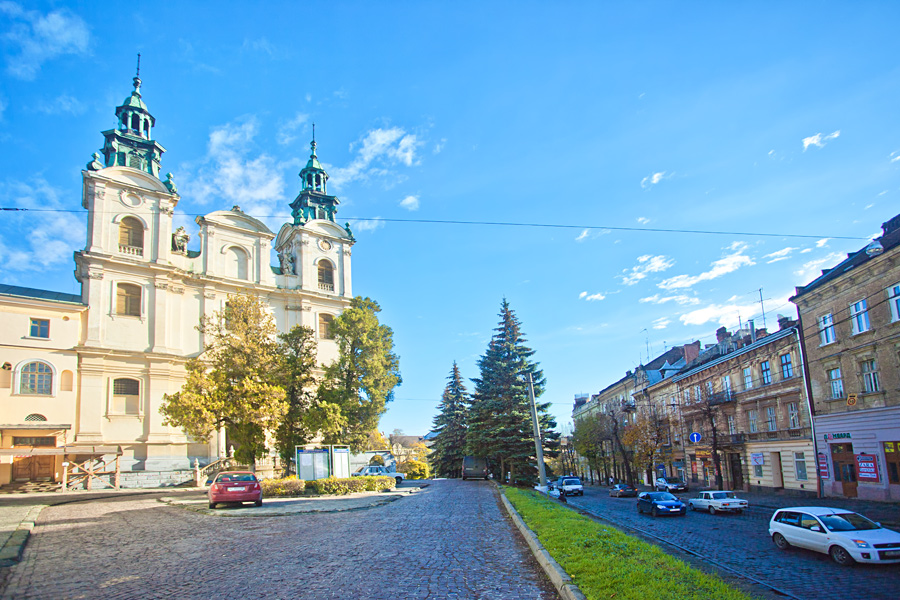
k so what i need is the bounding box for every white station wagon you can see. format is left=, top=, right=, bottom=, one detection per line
left=688, top=491, right=748, bottom=514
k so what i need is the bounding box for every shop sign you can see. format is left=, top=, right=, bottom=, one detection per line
left=823, top=432, right=852, bottom=441
left=855, top=454, right=880, bottom=482
left=817, top=453, right=829, bottom=479
left=750, top=453, right=765, bottom=466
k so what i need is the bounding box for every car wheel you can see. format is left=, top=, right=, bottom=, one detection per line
left=709, top=506, right=716, bottom=515
left=651, top=506, right=659, bottom=517
left=736, top=509, right=743, bottom=514
left=208, top=502, right=216, bottom=510
left=395, top=477, right=403, bottom=486
left=690, top=502, right=696, bottom=511
left=772, top=532, right=790, bottom=550
left=829, top=545, right=855, bottom=566
left=255, top=499, right=262, bottom=507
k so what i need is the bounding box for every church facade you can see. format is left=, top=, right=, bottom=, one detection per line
left=0, top=72, right=355, bottom=484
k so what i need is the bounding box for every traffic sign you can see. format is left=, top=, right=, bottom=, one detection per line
left=689, top=432, right=702, bottom=443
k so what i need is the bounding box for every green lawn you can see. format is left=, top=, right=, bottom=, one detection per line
left=503, top=487, right=759, bottom=600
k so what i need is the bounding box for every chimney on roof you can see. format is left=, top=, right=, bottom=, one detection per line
left=749, top=319, right=756, bottom=343
left=683, top=341, right=700, bottom=364
left=716, top=327, right=728, bottom=343
left=777, top=314, right=796, bottom=330
left=757, top=328, right=768, bottom=339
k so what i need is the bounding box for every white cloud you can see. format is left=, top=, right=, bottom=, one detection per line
left=181, top=117, right=287, bottom=223
left=621, top=255, right=676, bottom=285
left=277, top=112, right=309, bottom=146
left=349, top=218, right=384, bottom=233
left=680, top=301, right=760, bottom=327
left=815, top=238, right=829, bottom=248
left=1, top=3, right=90, bottom=80
left=328, top=127, right=422, bottom=189
left=0, top=178, right=84, bottom=271
left=575, top=228, right=611, bottom=243
left=658, top=243, right=755, bottom=290
left=652, top=317, right=670, bottom=330
left=241, top=37, right=277, bottom=57
left=639, top=293, right=700, bottom=306
left=33, top=93, right=84, bottom=115
left=433, top=138, right=446, bottom=154
left=641, top=171, right=669, bottom=189
left=0, top=95, right=6, bottom=120
left=794, top=252, right=846, bottom=280
left=802, top=130, right=840, bottom=151
left=579, top=291, right=606, bottom=302
left=763, top=247, right=797, bottom=263
left=890, top=151, right=900, bottom=163
left=637, top=216, right=650, bottom=224
left=399, top=195, right=419, bottom=211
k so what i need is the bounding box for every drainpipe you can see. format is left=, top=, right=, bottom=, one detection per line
left=793, top=319, right=823, bottom=499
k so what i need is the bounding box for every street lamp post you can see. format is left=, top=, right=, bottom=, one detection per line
left=527, top=372, right=548, bottom=488
left=671, top=399, right=688, bottom=483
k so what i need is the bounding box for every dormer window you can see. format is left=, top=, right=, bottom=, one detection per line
left=119, top=216, right=144, bottom=256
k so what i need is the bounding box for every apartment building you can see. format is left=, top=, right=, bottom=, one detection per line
left=791, top=213, right=900, bottom=501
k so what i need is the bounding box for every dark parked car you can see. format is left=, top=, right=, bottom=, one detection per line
left=609, top=483, right=637, bottom=497
left=637, top=491, right=687, bottom=517
left=208, top=471, right=263, bottom=509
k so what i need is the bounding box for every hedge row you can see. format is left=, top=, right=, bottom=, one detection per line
left=261, top=475, right=395, bottom=497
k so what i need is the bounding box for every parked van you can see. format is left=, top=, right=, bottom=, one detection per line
left=461, top=456, right=489, bottom=480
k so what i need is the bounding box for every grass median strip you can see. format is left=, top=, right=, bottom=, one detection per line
left=503, top=487, right=758, bottom=600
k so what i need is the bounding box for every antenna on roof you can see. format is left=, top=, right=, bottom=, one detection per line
left=136, top=53, right=141, bottom=79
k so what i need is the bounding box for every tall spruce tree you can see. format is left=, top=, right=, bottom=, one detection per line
left=467, top=299, right=558, bottom=483
left=429, top=362, right=469, bottom=478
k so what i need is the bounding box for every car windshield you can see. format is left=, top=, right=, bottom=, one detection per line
left=820, top=512, right=880, bottom=532
left=651, top=492, right=677, bottom=501
left=216, top=473, right=256, bottom=483
left=711, top=492, right=736, bottom=500
left=562, top=478, right=581, bottom=486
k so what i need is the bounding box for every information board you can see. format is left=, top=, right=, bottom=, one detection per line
left=296, top=447, right=330, bottom=481
left=855, top=453, right=880, bottom=482
left=817, top=452, right=829, bottom=479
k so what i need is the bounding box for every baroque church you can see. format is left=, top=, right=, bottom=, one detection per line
left=0, top=70, right=355, bottom=486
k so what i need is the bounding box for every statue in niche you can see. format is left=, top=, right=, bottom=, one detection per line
left=164, top=172, right=178, bottom=194
left=172, top=226, right=189, bottom=253
left=87, top=152, right=104, bottom=171
left=279, top=251, right=296, bottom=275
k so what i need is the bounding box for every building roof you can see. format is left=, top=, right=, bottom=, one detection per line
left=0, top=284, right=84, bottom=306
left=672, top=326, right=796, bottom=383
left=792, top=213, right=900, bottom=299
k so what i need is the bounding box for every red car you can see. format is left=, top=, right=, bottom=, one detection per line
left=208, top=471, right=263, bottom=509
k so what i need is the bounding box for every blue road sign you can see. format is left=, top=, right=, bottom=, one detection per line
left=689, top=432, right=702, bottom=443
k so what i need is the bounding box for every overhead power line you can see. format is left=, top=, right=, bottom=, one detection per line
left=0, top=208, right=871, bottom=241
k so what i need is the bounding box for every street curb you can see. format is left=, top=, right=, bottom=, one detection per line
left=0, top=505, right=46, bottom=568
left=498, top=488, right=586, bottom=600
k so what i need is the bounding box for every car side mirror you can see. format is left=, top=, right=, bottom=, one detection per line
left=810, top=525, right=822, bottom=533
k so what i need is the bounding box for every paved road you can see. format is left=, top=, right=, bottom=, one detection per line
left=0, top=480, right=556, bottom=600
left=567, top=486, right=900, bottom=600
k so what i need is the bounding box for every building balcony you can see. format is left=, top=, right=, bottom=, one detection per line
left=745, top=427, right=811, bottom=443
left=118, top=244, right=143, bottom=257
left=318, top=282, right=334, bottom=292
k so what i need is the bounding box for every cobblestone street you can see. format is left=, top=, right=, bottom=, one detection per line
left=0, top=480, right=556, bottom=600
left=568, top=484, right=900, bottom=600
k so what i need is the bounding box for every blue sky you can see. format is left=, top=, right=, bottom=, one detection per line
left=2, top=2, right=899, bottom=437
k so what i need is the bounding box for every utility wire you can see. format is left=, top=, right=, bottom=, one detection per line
left=0, top=207, right=871, bottom=241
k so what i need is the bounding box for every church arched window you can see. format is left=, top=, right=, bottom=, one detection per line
left=19, top=362, right=53, bottom=396
left=225, top=247, right=249, bottom=280
left=317, top=260, right=334, bottom=291
left=116, top=283, right=142, bottom=317
left=118, top=216, right=144, bottom=256
left=318, top=314, right=335, bottom=340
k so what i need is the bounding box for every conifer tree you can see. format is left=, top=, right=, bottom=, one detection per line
left=467, top=299, right=558, bottom=483
left=429, top=362, right=469, bottom=478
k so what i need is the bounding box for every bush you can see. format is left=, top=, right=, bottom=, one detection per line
left=399, top=459, right=429, bottom=479
left=306, top=475, right=396, bottom=495
left=261, top=476, right=305, bottom=497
